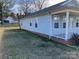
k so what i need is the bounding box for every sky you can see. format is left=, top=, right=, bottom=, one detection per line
left=16, top=0, right=65, bottom=6
left=49, top=0, right=65, bottom=6
left=10, top=0, right=66, bottom=14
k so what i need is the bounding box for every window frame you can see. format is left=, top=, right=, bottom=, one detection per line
left=54, top=22, right=59, bottom=28
left=63, top=22, right=66, bottom=28
left=76, top=22, right=79, bottom=27
left=76, top=19, right=79, bottom=27
left=30, top=22, right=32, bottom=26
left=35, top=22, right=38, bottom=28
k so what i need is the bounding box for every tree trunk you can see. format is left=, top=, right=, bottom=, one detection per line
left=18, top=19, right=21, bottom=30
left=0, top=4, right=3, bottom=24
left=17, top=14, right=21, bottom=30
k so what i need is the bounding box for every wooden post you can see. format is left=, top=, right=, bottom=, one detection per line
left=65, top=11, right=69, bottom=40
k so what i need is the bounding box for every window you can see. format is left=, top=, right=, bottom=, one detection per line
left=35, top=23, right=38, bottom=28
left=54, top=15, right=60, bottom=20
left=54, top=23, right=59, bottom=28
left=63, top=22, right=66, bottom=28
left=76, top=19, right=79, bottom=27
left=76, top=22, right=79, bottom=27
left=30, top=22, right=32, bottom=26
left=29, top=20, right=32, bottom=26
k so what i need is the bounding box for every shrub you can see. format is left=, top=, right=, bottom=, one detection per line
left=70, top=33, right=79, bottom=45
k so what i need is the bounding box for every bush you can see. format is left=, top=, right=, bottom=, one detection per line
left=70, top=33, right=79, bottom=45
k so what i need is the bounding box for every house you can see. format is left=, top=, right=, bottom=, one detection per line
left=20, top=0, right=79, bottom=44
left=4, top=17, right=18, bottom=24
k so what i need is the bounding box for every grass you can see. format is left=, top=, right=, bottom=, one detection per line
left=0, top=25, right=79, bottom=59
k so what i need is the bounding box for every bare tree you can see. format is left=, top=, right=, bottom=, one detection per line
left=21, top=0, right=32, bottom=14
left=1, top=0, right=15, bottom=15
left=32, top=0, right=48, bottom=11
left=1, top=0, right=15, bottom=8
left=0, top=0, right=15, bottom=24
left=16, top=0, right=48, bottom=13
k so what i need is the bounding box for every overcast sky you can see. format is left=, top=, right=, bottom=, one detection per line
left=49, top=0, right=65, bottom=6
left=16, top=0, right=65, bottom=6
left=10, top=0, right=66, bottom=14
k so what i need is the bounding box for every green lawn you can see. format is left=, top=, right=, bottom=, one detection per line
left=1, top=25, right=79, bottom=59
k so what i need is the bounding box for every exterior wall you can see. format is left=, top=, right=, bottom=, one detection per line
left=51, top=13, right=79, bottom=39
left=52, top=14, right=66, bottom=39
left=20, top=15, right=52, bottom=36
left=20, top=14, right=67, bottom=40
left=68, top=15, right=79, bottom=39
left=20, top=12, right=79, bottom=40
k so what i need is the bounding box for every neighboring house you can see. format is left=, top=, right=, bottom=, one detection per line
left=20, top=0, right=79, bottom=44
left=4, top=17, right=18, bottom=23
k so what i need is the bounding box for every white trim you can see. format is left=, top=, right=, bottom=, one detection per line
left=65, top=11, right=69, bottom=40
left=49, top=16, right=53, bottom=39
left=53, top=35, right=65, bottom=39
left=62, top=0, right=72, bottom=6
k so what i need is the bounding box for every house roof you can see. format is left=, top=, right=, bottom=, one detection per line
left=27, top=0, right=79, bottom=18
